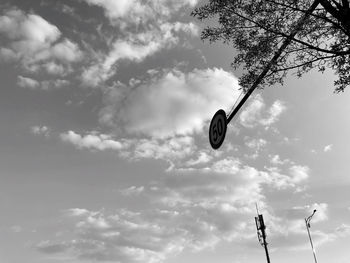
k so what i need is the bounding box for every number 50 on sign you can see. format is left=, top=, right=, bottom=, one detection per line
left=209, top=109, right=227, bottom=150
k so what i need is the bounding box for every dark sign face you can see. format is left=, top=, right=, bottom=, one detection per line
left=209, top=109, right=227, bottom=150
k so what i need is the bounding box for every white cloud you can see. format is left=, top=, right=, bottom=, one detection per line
left=246, top=138, right=267, bottom=150
left=36, top=144, right=315, bottom=263
left=50, top=39, right=82, bottom=62
left=0, top=9, right=60, bottom=43
left=245, top=138, right=267, bottom=159
left=57, top=127, right=310, bottom=192
left=239, top=95, right=265, bottom=128
left=66, top=208, right=92, bottom=217
left=210, top=158, right=242, bottom=174
left=262, top=165, right=310, bottom=190
left=41, top=79, right=70, bottom=90
left=81, top=38, right=166, bottom=87
left=100, top=68, right=240, bottom=138
left=0, top=8, right=82, bottom=82
left=42, top=61, right=66, bottom=75
left=261, top=203, right=333, bottom=251
left=312, top=203, right=329, bottom=223
left=289, top=165, right=310, bottom=184
left=18, top=76, right=69, bottom=90
left=239, top=95, right=286, bottom=128
left=77, top=215, right=110, bottom=230
left=134, top=136, right=195, bottom=162
left=335, top=224, right=350, bottom=237
left=37, top=240, right=69, bottom=254
left=186, top=151, right=213, bottom=166
left=37, top=152, right=313, bottom=262
left=10, top=225, right=22, bottom=233
left=31, top=125, right=50, bottom=137
left=36, top=163, right=266, bottom=263
left=269, top=154, right=290, bottom=165
left=110, top=39, right=162, bottom=62
left=323, top=144, right=333, bottom=152
left=291, top=203, right=328, bottom=224
left=59, top=130, right=196, bottom=167
left=84, top=0, right=137, bottom=20
left=80, top=0, right=200, bottom=88
left=81, top=22, right=199, bottom=87
left=260, top=100, right=286, bottom=126
left=0, top=47, right=18, bottom=62
left=120, top=186, right=145, bottom=196
left=60, top=131, right=125, bottom=151
left=83, top=0, right=198, bottom=23
left=171, top=22, right=199, bottom=36
left=17, top=76, right=40, bottom=89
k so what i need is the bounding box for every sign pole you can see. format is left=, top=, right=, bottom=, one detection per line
left=209, top=0, right=321, bottom=149
left=226, top=0, right=320, bottom=124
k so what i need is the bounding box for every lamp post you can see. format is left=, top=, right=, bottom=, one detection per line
left=305, top=209, right=318, bottom=263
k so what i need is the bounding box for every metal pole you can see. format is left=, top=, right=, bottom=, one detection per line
left=256, top=213, right=271, bottom=263
left=261, top=225, right=271, bottom=263
left=305, top=218, right=318, bottom=263
left=226, top=0, right=320, bottom=124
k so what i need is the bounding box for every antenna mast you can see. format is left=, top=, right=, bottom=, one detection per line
left=255, top=205, right=271, bottom=263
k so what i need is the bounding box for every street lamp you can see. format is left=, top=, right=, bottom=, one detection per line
left=305, top=209, right=318, bottom=263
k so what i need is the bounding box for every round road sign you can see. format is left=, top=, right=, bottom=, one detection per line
left=209, top=109, right=227, bottom=150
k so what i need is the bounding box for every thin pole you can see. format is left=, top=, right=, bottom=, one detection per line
left=256, top=212, right=271, bottom=263
left=305, top=218, right=318, bottom=263
left=226, top=0, right=320, bottom=124
left=261, top=226, right=271, bottom=263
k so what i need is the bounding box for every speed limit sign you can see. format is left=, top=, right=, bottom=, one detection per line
left=209, top=109, right=227, bottom=150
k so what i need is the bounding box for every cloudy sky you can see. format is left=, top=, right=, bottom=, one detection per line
left=1, top=1, right=350, bottom=263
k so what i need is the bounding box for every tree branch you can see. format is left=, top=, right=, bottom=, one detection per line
left=272, top=55, right=337, bottom=72
left=227, top=8, right=350, bottom=55
left=319, top=0, right=343, bottom=20
left=265, top=0, right=348, bottom=35
left=330, top=0, right=343, bottom=9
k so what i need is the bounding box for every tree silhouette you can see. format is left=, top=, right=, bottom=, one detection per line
left=192, top=0, right=350, bottom=92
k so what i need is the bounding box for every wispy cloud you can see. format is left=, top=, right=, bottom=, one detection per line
left=335, top=224, right=350, bottom=237
left=60, top=131, right=125, bottom=151
left=17, top=76, right=40, bottom=89
left=239, top=94, right=286, bottom=128
left=36, top=165, right=265, bottom=262
left=80, top=0, right=200, bottom=88
left=269, top=154, right=290, bottom=165
left=261, top=165, right=310, bottom=190
left=120, top=186, right=145, bottom=196
left=36, top=155, right=315, bottom=263
left=59, top=130, right=196, bottom=169
left=81, top=23, right=197, bottom=87
left=31, top=125, right=50, bottom=137
left=83, top=0, right=198, bottom=23
left=323, top=144, right=333, bottom=152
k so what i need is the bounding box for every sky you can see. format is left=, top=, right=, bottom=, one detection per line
left=0, top=1, right=350, bottom=263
